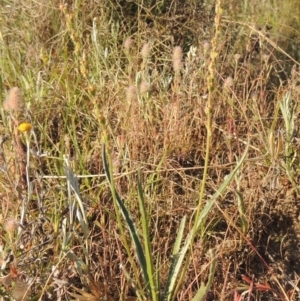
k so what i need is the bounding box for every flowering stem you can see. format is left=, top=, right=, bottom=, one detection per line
left=19, top=131, right=32, bottom=228
left=195, top=0, right=223, bottom=229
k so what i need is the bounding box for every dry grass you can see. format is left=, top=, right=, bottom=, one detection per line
left=1, top=0, right=300, bottom=300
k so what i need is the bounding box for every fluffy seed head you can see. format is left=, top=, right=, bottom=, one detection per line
left=173, top=46, right=183, bottom=61
left=124, top=37, right=134, bottom=52
left=3, top=87, right=24, bottom=112
left=203, top=41, right=211, bottom=51
left=172, top=46, right=183, bottom=72
left=4, top=218, right=18, bottom=234
left=141, top=42, right=151, bottom=59
left=173, top=59, right=183, bottom=72
left=126, top=85, right=137, bottom=103
left=234, top=53, right=241, bottom=63
left=223, top=76, right=234, bottom=90
left=139, top=81, right=151, bottom=95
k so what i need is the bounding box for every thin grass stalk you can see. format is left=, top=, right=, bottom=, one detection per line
left=137, top=171, right=158, bottom=301
left=103, top=146, right=150, bottom=298
left=191, top=249, right=216, bottom=301
left=63, top=155, right=89, bottom=265
left=164, top=143, right=249, bottom=301
left=101, top=129, right=146, bottom=299
left=279, top=91, right=298, bottom=193
left=235, top=171, right=248, bottom=233
left=164, top=3, right=226, bottom=298
left=19, top=131, right=32, bottom=229
left=37, top=251, right=70, bottom=301
left=164, top=216, right=186, bottom=300
left=121, top=267, right=145, bottom=301
left=195, top=0, right=223, bottom=225
left=156, top=254, right=161, bottom=301
left=172, top=254, right=190, bottom=301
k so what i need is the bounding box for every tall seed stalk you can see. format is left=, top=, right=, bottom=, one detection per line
left=195, top=0, right=223, bottom=227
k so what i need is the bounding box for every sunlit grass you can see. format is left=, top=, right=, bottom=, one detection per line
left=0, top=0, right=300, bottom=300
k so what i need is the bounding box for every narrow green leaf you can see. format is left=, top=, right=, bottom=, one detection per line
left=164, top=215, right=186, bottom=300
left=172, top=215, right=186, bottom=255
left=191, top=284, right=208, bottom=301
left=165, top=143, right=249, bottom=301
left=137, top=171, right=158, bottom=301
left=191, top=249, right=216, bottom=301
left=103, top=146, right=150, bottom=295
left=156, top=253, right=161, bottom=301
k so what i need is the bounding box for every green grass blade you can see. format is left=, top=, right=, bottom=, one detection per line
left=190, top=284, right=209, bottom=301
left=165, top=143, right=249, bottom=301
left=156, top=253, right=161, bottom=301
left=63, top=155, right=88, bottom=225
left=191, top=249, right=216, bottom=301
left=137, top=170, right=158, bottom=301
left=103, top=145, right=150, bottom=296
left=164, top=215, right=186, bottom=300
left=172, top=215, right=186, bottom=255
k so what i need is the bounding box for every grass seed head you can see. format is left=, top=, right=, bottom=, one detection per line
left=126, top=85, right=137, bottom=103
left=234, top=53, right=241, bottom=63
left=223, top=76, right=234, bottom=90
left=203, top=41, right=211, bottom=54
left=173, top=46, right=183, bottom=72
left=3, top=87, right=24, bottom=112
left=4, top=218, right=18, bottom=235
left=141, top=42, right=151, bottom=59
left=124, top=37, right=134, bottom=52
left=139, top=81, right=151, bottom=94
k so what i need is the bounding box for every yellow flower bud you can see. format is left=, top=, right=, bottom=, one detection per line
left=18, top=122, right=32, bottom=133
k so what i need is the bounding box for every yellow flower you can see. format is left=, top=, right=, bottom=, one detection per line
left=18, top=122, right=32, bottom=133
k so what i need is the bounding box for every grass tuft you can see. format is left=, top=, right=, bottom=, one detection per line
left=1, top=0, right=300, bottom=300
